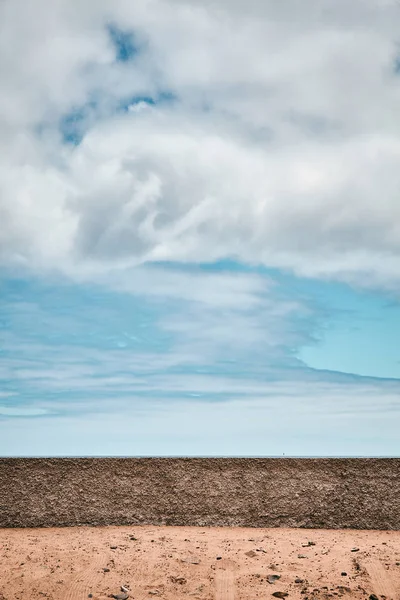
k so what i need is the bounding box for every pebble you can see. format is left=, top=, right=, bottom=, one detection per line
left=111, top=594, right=129, bottom=600
left=170, top=576, right=187, bottom=584
left=267, top=575, right=281, bottom=584
left=295, top=578, right=305, bottom=584
left=341, top=572, right=347, bottom=576
left=351, top=548, right=360, bottom=552
left=272, top=592, right=288, bottom=598
left=302, top=542, right=316, bottom=547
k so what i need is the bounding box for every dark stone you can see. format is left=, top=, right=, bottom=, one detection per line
left=170, top=576, right=186, bottom=585
left=302, top=541, right=316, bottom=547
left=272, top=592, right=288, bottom=598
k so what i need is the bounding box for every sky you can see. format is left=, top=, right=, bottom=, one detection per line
left=1, top=0, right=400, bottom=456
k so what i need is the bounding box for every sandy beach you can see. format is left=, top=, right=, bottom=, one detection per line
left=1, top=525, right=399, bottom=600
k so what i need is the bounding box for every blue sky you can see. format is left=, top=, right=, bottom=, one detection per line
left=1, top=1, right=400, bottom=455
left=1, top=263, right=400, bottom=456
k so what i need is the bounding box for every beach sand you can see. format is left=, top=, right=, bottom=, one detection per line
left=1, top=525, right=399, bottom=600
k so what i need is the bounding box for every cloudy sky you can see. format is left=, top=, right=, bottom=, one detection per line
left=1, top=0, right=400, bottom=456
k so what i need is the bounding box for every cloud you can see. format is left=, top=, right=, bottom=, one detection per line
left=0, top=0, right=400, bottom=290
left=0, top=267, right=315, bottom=402
left=2, top=266, right=399, bottom=417
left=1, top=264, right=399, bottom=455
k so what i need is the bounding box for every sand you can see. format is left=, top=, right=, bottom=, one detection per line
left=1, top=526, right=399, bottom=600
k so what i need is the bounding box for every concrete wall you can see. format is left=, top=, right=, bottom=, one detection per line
left=0, top=458, right=399, bottom=529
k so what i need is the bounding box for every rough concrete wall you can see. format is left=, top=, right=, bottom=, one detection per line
left=0, top=458, right=399, bottom=529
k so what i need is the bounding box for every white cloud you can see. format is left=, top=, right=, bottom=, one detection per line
left=1, top=0, right=400, bottom=290
left=2, top=261, right=399, bottom=453
left=0, top=265, right=314, bottom=399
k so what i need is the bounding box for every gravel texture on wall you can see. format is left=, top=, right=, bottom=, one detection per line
left=0, top=458, right=399, bottom=529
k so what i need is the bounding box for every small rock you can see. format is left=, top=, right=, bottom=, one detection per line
left=369, top=595, right=379, bottom=600
left=295, top=579, right=305, bottom=584
left=121, top=586, right=129, bottom=593
left=267, top=575, right=281, bottom=584
left=216, top=556, right=222, bottom=560
left=341, top=572, right=347, bottom=577
left=103, top=568, right=110, bottom=573
left=110, top=546, right=118, bottom=550
left=148, top=591, right=160, bottom=596
left=245, top=550, right=257, bottom=558
left=353, top=561, right=361, bottom=572
left=302, top=542, right=316, bottom=547
left=298, top=555, right=307, bottom=559
left=351, top=548, right=360, bottom=552
left=272, top=592, right=288, bottom=598
left=170, top=576, right=186, bottom=585
left=112, top=594, right=129, bottom=600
